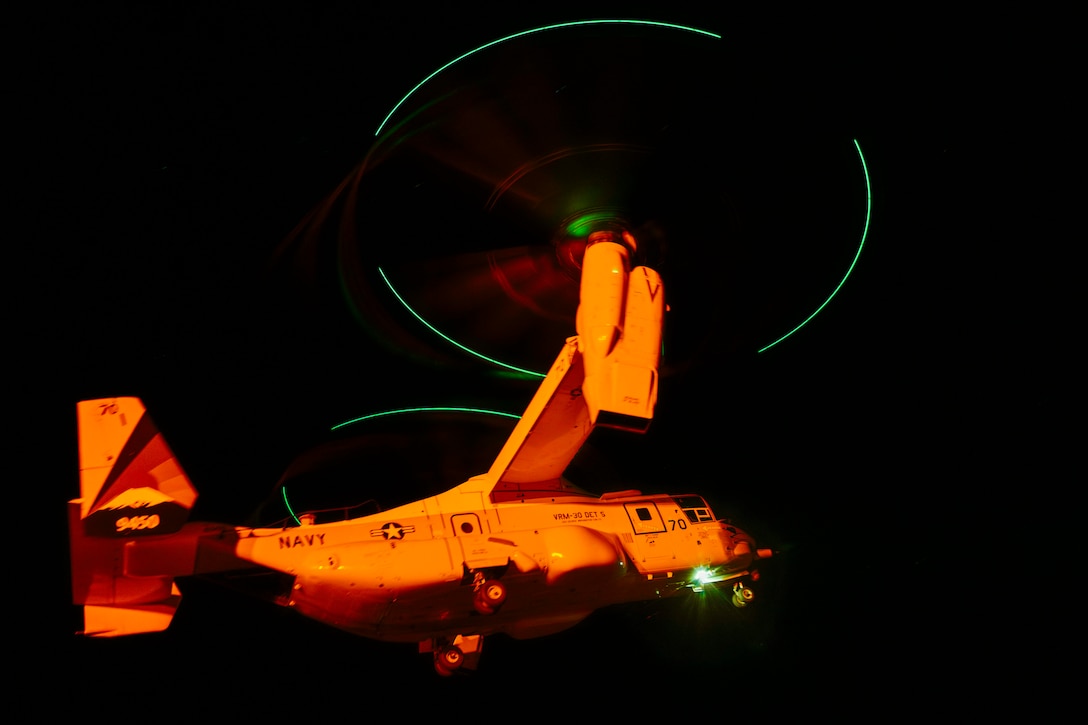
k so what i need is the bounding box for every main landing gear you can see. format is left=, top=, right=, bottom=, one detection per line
left=472, top=573, right=507, bottom=615
left=426, top=575, right=506, bottom=675
left=435, top=644, right=464, bottom=676
left=427, top=634, right=485, bottom=677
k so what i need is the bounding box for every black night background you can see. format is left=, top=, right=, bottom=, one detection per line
left=17, top=4, right=1070, bottom=718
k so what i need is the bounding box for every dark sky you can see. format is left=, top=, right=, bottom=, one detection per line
left=22, top=5, right=1067, bottom=716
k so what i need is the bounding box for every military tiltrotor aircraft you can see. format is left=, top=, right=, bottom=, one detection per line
left=68, top=228, right=773, bottom=676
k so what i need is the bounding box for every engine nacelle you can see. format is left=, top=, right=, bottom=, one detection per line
left=576, top=240, right=664, bottom=432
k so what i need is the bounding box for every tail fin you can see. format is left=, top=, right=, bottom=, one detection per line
left=69, top=397, right=199, bottom=636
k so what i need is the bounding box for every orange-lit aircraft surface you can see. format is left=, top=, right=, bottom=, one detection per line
left=68, top=229, right=772, bottom=675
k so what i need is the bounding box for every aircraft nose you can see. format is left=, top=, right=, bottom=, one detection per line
left=719, top=528, right=772, bottom=566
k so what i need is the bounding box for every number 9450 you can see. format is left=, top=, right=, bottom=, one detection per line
left=116, top=514, right=160, bottom=532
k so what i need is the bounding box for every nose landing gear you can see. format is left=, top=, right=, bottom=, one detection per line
left=732, top=582, right=755, bottom=608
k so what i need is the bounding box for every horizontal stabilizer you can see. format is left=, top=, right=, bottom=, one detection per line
left=81, top=590, right=181, bottom=637
left=69, top=500, right=187, bottom=636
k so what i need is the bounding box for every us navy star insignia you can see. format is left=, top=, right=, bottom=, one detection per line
left=371, top=522, right=415, bottom=540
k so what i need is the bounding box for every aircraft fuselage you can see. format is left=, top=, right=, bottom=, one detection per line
left=202, top=483, right=763, bottom=643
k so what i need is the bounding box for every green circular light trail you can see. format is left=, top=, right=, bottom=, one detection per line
left=379, top=267, right=546, bottom=378
left=282, top=407, right=522, bottom=525
left=372, top=21, right=871, bottom=360
left=756, top=139, right=872, bottom=353
left=374, top=20, right=720, bottom=136
left=566, top=211, right=622, bottom=237
left=285, top=23, right=868, bottom=527
left=331, top=405, right=521, bottom=431
left=281, top=487, right=300, bottom=527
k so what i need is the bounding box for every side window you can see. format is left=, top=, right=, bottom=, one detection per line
left=676, top=495, right=715, bottom=523
left=624, top=502, right=666, bottom=534
left=451, top=513, right=482, bottom=536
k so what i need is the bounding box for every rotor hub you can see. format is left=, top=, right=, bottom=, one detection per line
left=552, top=212, right=639, bottom=280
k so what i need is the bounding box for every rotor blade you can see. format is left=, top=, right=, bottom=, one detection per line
left=275, top=21, right=870, bottom=375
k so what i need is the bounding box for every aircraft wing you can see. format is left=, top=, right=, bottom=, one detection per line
left=473, top=237, right=665, bottom=502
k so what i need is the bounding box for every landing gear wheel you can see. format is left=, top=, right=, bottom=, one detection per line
left=435, top=644, right=465, bottom=675
left=732, top=583, right=755, bottom=608
left=474, top=579, right=507, bottom=614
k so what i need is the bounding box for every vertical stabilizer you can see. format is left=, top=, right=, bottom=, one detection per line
left=70, top=397, right=199, bottom=636
left=75, top=397, right=197, bottom=537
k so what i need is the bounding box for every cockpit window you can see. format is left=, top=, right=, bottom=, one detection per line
left=675, top=495, right=715, bottom=523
